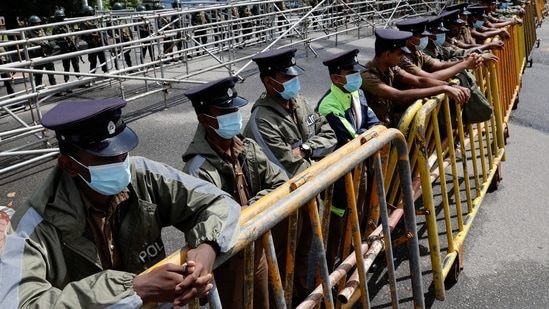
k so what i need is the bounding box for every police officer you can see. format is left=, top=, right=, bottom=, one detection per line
left=443, top=8, right=504, bottom=51
left=135, top=4, right=156, bottom=64
left=239, top=5, right=253, bottom=45
left=423, top=15, right=495, bottom=125
left=210, top=8, right=227, bottom=49
left=52, top=8, right=81, bottom=92
left=1, top=98, right=241, bottom=307
left=111, top=2, right=134, bottom=71
left=171, top=0, right=188, bottom=62
left=183, top=76, right=289, bottom=309
left=155, top=3, right=175, bottom=64
left=480, top=0, right=523, bottom=27
left=360, top=29, right=470, bottom=127
left=317, top=49, right=379, bottom=272
left=243, top=47, right=337, bottom=306
left=191, top=8, right=210, bottom=55
left=80, top=6, right=110, bottom=75
left=395, top=18, right=481, bottom=83
left=424, top=13, right=499, bottom=63
left=26, top=15, right=58, bottom=87
left=467, top=5, right=511, bottom=42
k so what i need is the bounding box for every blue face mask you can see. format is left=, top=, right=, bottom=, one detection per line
left=72, top=155, right=131, bottom=195
left=271, top=76, right=300, bottom=100
left=474, top=20, right=484, bottom=28
left=415, top=36, right=428, bottom=51
left=500, top=3, right=508, bottom=9
left=205, top=110, right=243, bottom=139
left=434, top=33, right=446, bottom=46
left=340, top=72, right=362, bottom=93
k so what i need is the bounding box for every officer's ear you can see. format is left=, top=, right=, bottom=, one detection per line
left=330, top=72, right=345, bottom=84
left=262, top=75, right=272, bottom=86
left=197, top=113, right=207, bottom=126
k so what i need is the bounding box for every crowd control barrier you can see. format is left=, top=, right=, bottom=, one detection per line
left=534, top=0, right=547, bottom=26
left=0, top=0, right=449, bottom=177
left=382, top=51, right=511, bottom=300
left=483, top=23, right=525, bottom=142
left=0, top=2, right=538, bottom=307
left=522, top=1, right=539, bottom=66
left=141, top=126, right=425, bottom=308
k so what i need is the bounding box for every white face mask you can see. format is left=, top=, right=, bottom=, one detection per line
left=71, top=155, right=131, bottom=195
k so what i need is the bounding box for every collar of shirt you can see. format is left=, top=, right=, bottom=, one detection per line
left=371, top=58, right=397, bottom=84
left=206, top=134, right=244, bottom=164
left=80, top=187, right=130, bottom=270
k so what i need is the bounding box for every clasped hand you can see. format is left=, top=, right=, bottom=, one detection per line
left=133, top=243, right=217, bottom=306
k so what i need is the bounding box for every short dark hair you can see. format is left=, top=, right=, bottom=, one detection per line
left=328, top=67, right=343, bottom=75
left=259, top=71, right=277, bottom=83
left=375, top=41, right=400, bottom=57
left=58, top=140, right=80, bottom=159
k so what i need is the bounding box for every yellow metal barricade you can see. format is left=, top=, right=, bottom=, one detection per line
left=534, top=0, right=546, bottom=26
left=385, top=100, right=425, bottom=207
left=523, top=2, right=539, bottom=64
left=483, top=28, right=522, bottom=142
left=405, top=66, right=506, bottom=299
left=139, top=126, right=426, bottom=308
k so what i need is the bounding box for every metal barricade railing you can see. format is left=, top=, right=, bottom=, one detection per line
left=534, top=0, right=547, bottom=26
left=523, top=2, right=539, bottom=67
left=485, top=25, right=522, bottom=143
left=140, top=126, right=425, bottom=308
left=0, top=0, right=443, bottom=176
left=394, top=53, right=506, bottom=298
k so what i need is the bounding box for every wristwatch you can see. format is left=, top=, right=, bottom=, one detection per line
left=300, top=143, right=312, bottom=159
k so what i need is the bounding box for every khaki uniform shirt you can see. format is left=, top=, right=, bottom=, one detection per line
left=360, top=58, right=405, bottom=127
left=399, top=50, right=436, bottom=75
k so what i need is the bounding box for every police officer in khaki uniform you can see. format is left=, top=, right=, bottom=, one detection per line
left=480, top=0, right=523, bottom=27
left=1, top=98, right=241, bottom=307
left=443, top=7, right=504, bottom=51
left=468, top=5, right=511, bottom=43
left=395, top=18, right=482, bottom=83
left=360, top=29, right=470, bottom=127
left=183, top=76, right=289, bottom=309
left=423, top=15, right=495, bottom=126
left=243, top=47, right=337, bottom=306
left=424, top=13, right=499, bottom=64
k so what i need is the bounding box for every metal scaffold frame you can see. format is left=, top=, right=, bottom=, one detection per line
left=0, top=0, right=445, bottom=175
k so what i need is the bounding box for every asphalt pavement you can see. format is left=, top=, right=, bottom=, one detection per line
left=1, top=20, right=549, bottom=308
